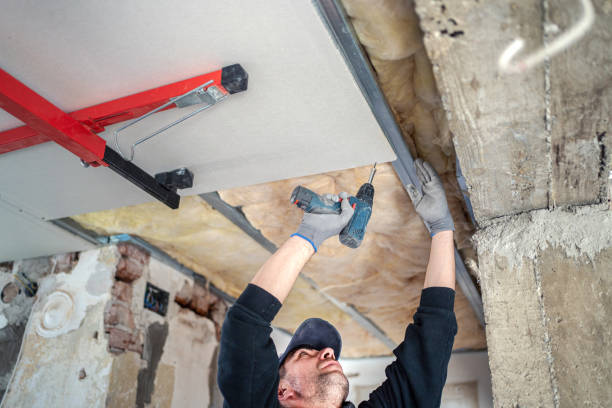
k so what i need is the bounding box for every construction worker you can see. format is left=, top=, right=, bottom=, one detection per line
left=218, top=159, right=457, bottom=407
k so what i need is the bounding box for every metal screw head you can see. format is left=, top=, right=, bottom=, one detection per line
left=80, top=159, right=90, bottom=168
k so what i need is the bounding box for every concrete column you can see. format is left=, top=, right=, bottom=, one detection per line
left=475, top=206, right=612, bottom=407
left=413, top=0, right=611, bottom=405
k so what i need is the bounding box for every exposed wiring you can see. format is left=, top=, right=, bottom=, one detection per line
left=498, top=0, right=595, bottom=74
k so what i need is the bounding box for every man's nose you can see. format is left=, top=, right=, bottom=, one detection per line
left=319, top=347, right=335, bottom=361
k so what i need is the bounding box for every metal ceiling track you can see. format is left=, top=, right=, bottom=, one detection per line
left=313, top=0, right=485, bottom=326
left=0, top=64, right=248, bottom=209
left=50, top=218, right=236, bottom=305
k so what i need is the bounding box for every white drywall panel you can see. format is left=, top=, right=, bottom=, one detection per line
left=0, top=197, right=94, bottom=262
left=0, top=0, right=395, bottom=219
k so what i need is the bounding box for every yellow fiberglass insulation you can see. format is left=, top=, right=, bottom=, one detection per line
left=339, top=0, right=476, bottom=261
left=220, top=163, right=485, bottom=350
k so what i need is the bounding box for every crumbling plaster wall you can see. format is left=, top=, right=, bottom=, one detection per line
left=1, top=245, right=225, bottom=408
left=137, top=256, right=221, bottom=408
left=413, top=0, right=611, bottom=406
left=0, top=255, right=78, bottom=401
left=2, top=248, right=118, bottom=407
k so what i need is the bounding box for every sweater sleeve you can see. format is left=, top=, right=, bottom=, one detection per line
left=217, top=284, right=282, bottom=408
left=360, top=287, right=458, bottom=408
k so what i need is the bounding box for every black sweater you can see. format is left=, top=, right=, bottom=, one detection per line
left=218, top=284, right=457, bottom=407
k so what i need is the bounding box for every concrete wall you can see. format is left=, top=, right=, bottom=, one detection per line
left=413, top=0, right=611, bottom=406
left=0, top=245, right=226, bottom=408
left=475, top=207, right=611, bottom=407
left=414, top=0, right=611, bottom=225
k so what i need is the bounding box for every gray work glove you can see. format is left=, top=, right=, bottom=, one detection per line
left=293, top=192, right=355, bottom=252
left=407, top=159, right=455, bottom=236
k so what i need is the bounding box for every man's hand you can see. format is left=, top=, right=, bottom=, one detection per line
left=293, top=192, right=355, bottom=252
left=407, top=159, right=455, bottom=236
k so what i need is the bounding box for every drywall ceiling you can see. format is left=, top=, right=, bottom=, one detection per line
left=0, top=200, right=93, bottom=262
left=0, top=0, right=395, bottom=221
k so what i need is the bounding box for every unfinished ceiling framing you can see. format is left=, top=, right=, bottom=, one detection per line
left=0, top=0, right=489, bottom=358
left=2, top=0, right=611, bottom=405
left=60, top=0, right=488, bottom=357
left=0, top=0, right=489, bottom=357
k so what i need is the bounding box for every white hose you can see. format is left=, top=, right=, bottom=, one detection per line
left=498, top=0, right=595, bottom=74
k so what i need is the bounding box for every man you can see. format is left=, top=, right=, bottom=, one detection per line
left=218, top=159, right=458, bottom=407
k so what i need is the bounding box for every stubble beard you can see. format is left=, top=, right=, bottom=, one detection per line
left=314, top=371, right=349, bottom=406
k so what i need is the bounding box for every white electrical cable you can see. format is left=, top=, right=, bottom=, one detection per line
left=498, top=0, right=595, bottom=74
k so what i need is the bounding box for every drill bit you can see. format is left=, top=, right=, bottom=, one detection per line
left=368, top=163, right=377, bottom=184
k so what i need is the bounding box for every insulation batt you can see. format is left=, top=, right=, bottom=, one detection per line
left=220, top=163, right=485, bottom=350
left=342, top=0, right=423, bottom=60
left=340, top=0, right=472, bottom=247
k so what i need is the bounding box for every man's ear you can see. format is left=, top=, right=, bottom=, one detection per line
left=278, top=378, right=296, bottom=404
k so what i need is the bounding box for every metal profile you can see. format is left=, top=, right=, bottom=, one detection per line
left=313, top=0, right=485, bottom=326
left=200, top=192, right=278, bottom=253
left=50, top=218, right=236, bottom=305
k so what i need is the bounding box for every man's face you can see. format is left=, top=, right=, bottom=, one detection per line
left=278, top=347, right=349, bottom=408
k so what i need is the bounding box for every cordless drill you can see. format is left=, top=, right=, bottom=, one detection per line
left=290, top=164, right=376, bottom=248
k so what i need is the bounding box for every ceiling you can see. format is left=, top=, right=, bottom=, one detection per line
left=0, top=0, right=395, bottom=218
left=0, top=0, right=395, bottom=262
left=0, top=0, right=487, bottom=357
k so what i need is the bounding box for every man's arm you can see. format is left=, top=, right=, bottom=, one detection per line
left=251, top=191, right=355, bottom=302
left=424, top=230, right=455, bottom=289
left=362, top=160, right=457, bottom=408
left=217, top=239, right=313, bottom=408
left=218, top=193, right=354, bottom=407
left=251, top=236, right=314, bottom=303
